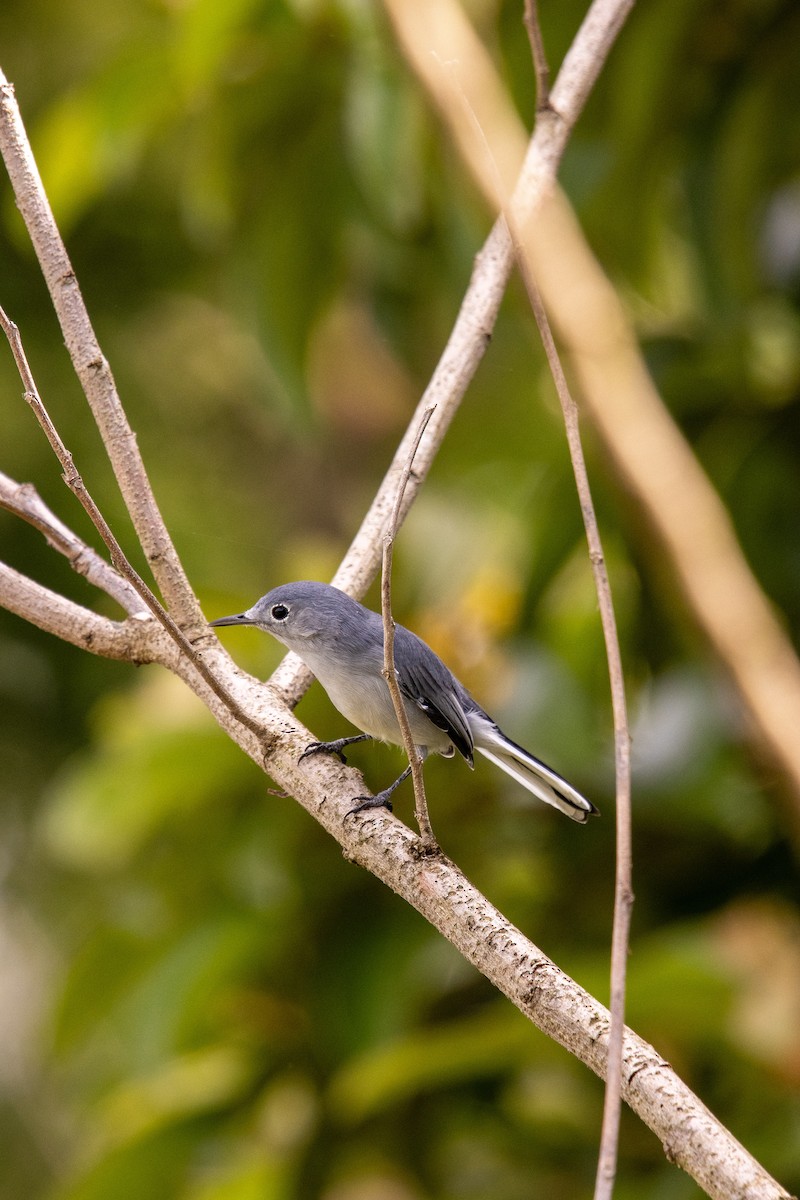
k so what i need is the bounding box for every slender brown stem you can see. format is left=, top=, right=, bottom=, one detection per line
left=523, top=0, right=551, bottom=110
left=380, top=405, right=437, bottom=848
left=0, top=306, right=265, bottom=739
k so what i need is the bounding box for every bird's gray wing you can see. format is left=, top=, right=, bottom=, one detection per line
left=394, top=627, right=474, bottom=765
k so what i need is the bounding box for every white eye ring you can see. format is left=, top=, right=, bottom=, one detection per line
left=271, top=604, right=290, bottom=621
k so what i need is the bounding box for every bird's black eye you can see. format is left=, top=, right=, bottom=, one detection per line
left=271, top=604, right=290, bottom=621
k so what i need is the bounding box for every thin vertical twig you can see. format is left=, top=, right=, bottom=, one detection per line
left=380, top=405, right=438, bottom=849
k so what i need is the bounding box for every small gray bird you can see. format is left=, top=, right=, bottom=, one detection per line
left=210, top=581, right=597, bottom=823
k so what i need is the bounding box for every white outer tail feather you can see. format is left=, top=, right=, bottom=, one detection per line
left=473, top=722, right=596, bottom=823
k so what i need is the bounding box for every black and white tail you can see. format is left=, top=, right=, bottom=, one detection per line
left=472, top=720, right=598, bottom=823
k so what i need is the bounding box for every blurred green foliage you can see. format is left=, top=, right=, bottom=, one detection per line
left=1, top=1, right=799, bottom=1197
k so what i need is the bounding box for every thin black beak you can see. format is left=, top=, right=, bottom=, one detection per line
left=209, top=613, right=256, bottom=628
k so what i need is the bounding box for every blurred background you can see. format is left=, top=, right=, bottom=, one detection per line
left=1, top=1, right=799, bottom=1197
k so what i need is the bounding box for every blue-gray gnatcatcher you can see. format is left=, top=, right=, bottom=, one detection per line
left=211, top=581, right=597, bottom=823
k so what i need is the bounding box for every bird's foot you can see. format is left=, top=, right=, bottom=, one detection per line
left=300, top=738, right=351, bottom=765
left=299, top=733, right=371, bottom=766
left=345, top=791, right=394, bottom=819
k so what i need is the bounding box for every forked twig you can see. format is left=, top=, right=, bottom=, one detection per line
left=380, top=405, right=437, bottom=848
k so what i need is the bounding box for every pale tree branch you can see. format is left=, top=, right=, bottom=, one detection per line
left=267, top=223, right=510, bottom=708
left=530, top=189, right=800, bottom=837
left=0, top=70, right=201, bottom=632
left=518, top=265, right=630, bottom=1200
left=515, top=227, right=631, bottom=1200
